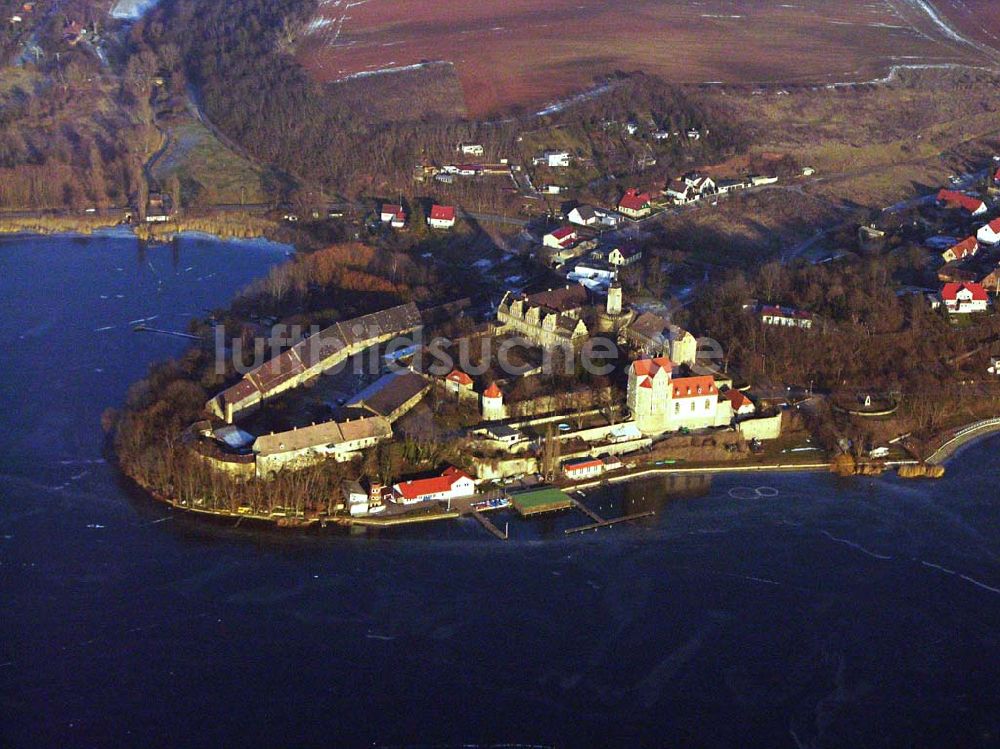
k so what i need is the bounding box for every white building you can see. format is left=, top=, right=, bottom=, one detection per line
left=977, top=218, right=1000, bottom=246
left=458, top=143, right=484, bottom=156
left=543, top=226, right=578, bottom=249
left=941, top=282, right=989, bottom=314
left=761, top=306, right=813, bottom=329
left=254, top=417, right=392, bottom=477
left=481, top=382, right=506, bottom=421
left=535, top=151, right=571, bottom=168
left=627, top=357, right=732, bottom=435
left=392, top=467, right=476, bottom=505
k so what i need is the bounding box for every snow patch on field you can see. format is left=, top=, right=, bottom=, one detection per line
left=110, top=0, right=159, bottom=19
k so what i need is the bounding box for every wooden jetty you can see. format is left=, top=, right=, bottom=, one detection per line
left=569, top=496, right=604, bottom=524
left=471, top=509, right=508, bottom=540
left=565, top=496, right=654, bottom=535
left=133, top=325, right=202, bottom=341
left=564, top=511, right=656, bottom=535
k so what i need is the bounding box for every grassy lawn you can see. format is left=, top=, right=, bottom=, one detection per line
left=153, top=116, right=267, bottom=207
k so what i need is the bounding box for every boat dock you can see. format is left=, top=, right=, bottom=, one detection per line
left=569, top=496, right=603, bottom=523
left=471, top=509, right=508, bottom=540
left=133, top=325, right=202, bottom=341
left=565, top=496, right=655, bottom=535
left=565, top=511, right=656, bottom=535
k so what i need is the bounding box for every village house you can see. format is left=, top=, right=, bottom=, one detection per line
left=428, top=204, right=457, bottom=229
left=568, top=205, right=621, bottom=228
left=618, top=188, right=653, bottom=219
left=392, top=466, right=476, bottom=505
left=444, top=369, right=474, bottom=393
left=608, top=246, right=643, bottom=267
left=380, top=204, right=406, bottom=229
left=543, top=226, right=578, bottom=250
left=562, top=456, right=605, bottom=481
left=534, top=150, right=572, bottom=168
left=458, top=143, right=484, bottom=156
left=568, top=205, right=599, bottom=227
left=665, top=172, right=716, bottom=205
left=626, top=357, right=731, bottom=435
left=941, top=236, right=979, bottom=263
left=937, top=189, right=987, bottom=217
left=977, top=218, right=1000, bottom=246
left=760, top=305, right=813, bottom=329
left=940, top=282, right=989, bottom=314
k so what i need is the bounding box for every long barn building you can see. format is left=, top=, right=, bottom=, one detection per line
left=207, top=303, right=423, bottom=423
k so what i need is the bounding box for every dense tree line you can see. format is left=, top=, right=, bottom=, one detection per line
left=687, top=253, right=1000, bottom=436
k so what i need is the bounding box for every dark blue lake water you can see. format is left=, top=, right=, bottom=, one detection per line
left=1, top=234, right=999, bottom=749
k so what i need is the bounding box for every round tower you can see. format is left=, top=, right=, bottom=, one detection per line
left=481, top=382, right=505, bottom=421
left=607, top=282, right=623, bottom=317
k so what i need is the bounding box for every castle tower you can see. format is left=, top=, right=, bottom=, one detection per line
left=607, top=282, right=623, bottom=317
left=481, top=382, right=505, bottom=421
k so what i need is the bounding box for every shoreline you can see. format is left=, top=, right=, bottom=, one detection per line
left=128, top=455, right=915, bottom=532
left=0, top=211, right=282, bottom=244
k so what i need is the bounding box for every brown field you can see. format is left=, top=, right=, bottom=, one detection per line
left=934, top=0, right=1000, bottom=51
left=296, top=0, right=989, bottom=118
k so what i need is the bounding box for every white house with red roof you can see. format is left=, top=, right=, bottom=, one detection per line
left=627, top=356, right=731, bottom=435
left=444, top=369, right=474, bottom=393
left=941, top=236, right=979, bottom=263
left=937, top=189, right=987, bottom=217
left=392, top=466, right=476, bottom=505
left=562, top=456, right=605, bottom=481
left=618, top=188, right=653, bottom=219
left=977, top=219, right=1000, bottom=246
left=428, top=204, right=457, bottom=229
left=543, top=226, right=579, bottom=250
left=940, top=282, right=989, bottom=314
left=380, top=204, right=406, bottom=229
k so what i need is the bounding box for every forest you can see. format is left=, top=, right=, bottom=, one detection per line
left=686, top=252, right=1000, bottom=439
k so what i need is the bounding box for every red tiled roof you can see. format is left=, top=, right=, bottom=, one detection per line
left=382, top=203, right=402, bottom=215
left=395, top=467, right=471, bottom=501
left=430, top=205, right=456, bottom=221
left=549, top=226, right=576, bottom=240
left=619, top=188, right=652, bottom=211
left=941, top=282, right=988, bottom=301
left=937, top=189, right=985, bottom=214
left=446, top=369, right=473, bottom=386
left=632, top=356, right=673, bottom=378
left=671, top=375, right=716, bottom=398
left=483, top=382, right=502, bottom=398
left=985, top=218, right=1000, bottom=233
left=564, top=457, right=603, bottom=472
left=947, top=236, right=979, bottom=258
left=725, top=389, right=752, bottom=410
